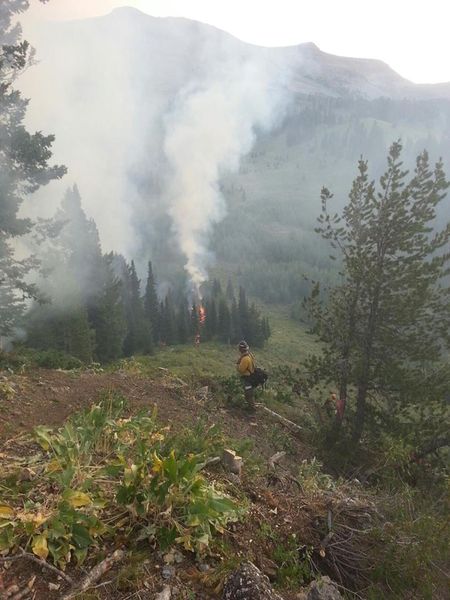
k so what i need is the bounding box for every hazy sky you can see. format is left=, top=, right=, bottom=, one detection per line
left=23, top=0, right=450, bottom=84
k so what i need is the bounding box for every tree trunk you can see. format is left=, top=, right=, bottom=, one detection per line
left=352, top=287, right=380, bottom=443
left=353, top=380, right=368, bottom=443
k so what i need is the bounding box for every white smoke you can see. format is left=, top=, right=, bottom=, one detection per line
left=164, top=59, right=286, bottom=292
left=17, top=9, right=293, bottom=287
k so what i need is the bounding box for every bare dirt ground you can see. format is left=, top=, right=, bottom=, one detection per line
left=0, top=368, right=315, bottom=600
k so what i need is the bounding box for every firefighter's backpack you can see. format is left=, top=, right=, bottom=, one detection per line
left=250, top=366, right=269, bottom=388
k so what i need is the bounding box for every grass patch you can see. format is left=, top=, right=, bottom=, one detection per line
left=111, top=308, right=319, bottom=381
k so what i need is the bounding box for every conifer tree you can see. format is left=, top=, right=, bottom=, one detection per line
left=238, top=287, right=250, bottom=340
left=176, top=299, right=190, bottom=344
left=248, top=303, right=265, bottom=347
left=203, top=298, right=218, bottom=340
left=217, top=298, right=231, bottom=343
left=230, top=297, right=241, bottom=343
left=92, top=255, right=126, bottom=362
left=0, top=1, right=66, bottom=336
left=190, top=304, right=199, bottom=338
left=212, top=279, right=222, bottom=298
left=123, top=261, right=152, bottom=355
left=160, top=294, right=176, bottom=345
left=61, top=304, right=94, bottom=364
left=226, top=279, right=235, bottom=302
left=143, top=261, right=159, bottom=344
left=306, top=142, right=450, bottom=442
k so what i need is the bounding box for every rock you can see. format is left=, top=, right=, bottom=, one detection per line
left=48, top=582, right=60, bottom=591
left=198, top=563, right=211, bottom=572
left=306, top=576, right=343, bottom=600
left=223, top=562, right=284, bottom=600
left=263, top=566, right=277, bottom=581
left=161, top=565, right=175, bottom=580
left=155, top=585, right=172, bottom=600
left=197, top=385, right=209, bottom=399
left=222, top=449, right=243, bottom=476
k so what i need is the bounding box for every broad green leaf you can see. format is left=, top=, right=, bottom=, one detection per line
left=32, top=534, right=49, bottom=559
left=196, top=533, right=210, bottom=548
left=208, top=496, right=237, bottom=513
left=63, top=490, right=92, bottom=508
left=152, top=451, right=163, bottom=474
left=34, top=426, right=54, bottom=451
left=73, top=546, right=88, bottom=564
left=0, top=505, right=14, bottom=519
left=164, top=450, right=178, bottom=483
left=45, top=459, right=62, bottom=474
left=186, top=515, right=201, bottom=527
left=71, top=524, right=92, bottom=548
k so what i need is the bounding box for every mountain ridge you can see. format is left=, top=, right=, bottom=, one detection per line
left=59, top=6, right=450, bottom=99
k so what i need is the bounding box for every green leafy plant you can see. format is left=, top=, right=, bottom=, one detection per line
left=298, top=458, right=336, bottom=494
left=272, top=534, right=313, bottom=588
left=0, top=393, right=243, bottom=567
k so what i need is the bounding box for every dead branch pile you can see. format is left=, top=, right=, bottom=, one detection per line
left=311, top=487, right=380, bottom=589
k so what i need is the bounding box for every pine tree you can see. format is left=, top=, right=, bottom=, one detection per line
left=226, top=279, right=235, bottom=302
left=230, top=297, right=241, bottom=343
left=123, top=261, right=152, bottom=355
left=0, top=2, right=66, bottom=336
left=217, top=298, right=231, bottom=344
left=55, top=186, right=104, bottom=299
left=160, top=294, right=176, bottom=345
left=25, top=186, right=124, bottom=362
left=203, top=298, right=218, bottom=340
left=212, top=279, right=222, bottom=298
left=248, top=303, right=265, bottom=347
left=143, top=261, right=159, bottom=344
left=238, top=287, right=250, bottom=340
left=62, top=304, right=94, bottom=364
left=92, top=255, right=126, bottom=362
left=306, top=142, right=450, bottom=442
left=27, top=286, right=94, bottom=363
left=176, top=299, right=190, bottom=344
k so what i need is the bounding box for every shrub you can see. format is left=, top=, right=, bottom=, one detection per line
left=32, top=349, right=83, bottom=370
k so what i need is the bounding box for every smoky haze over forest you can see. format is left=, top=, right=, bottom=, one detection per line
left=18, top=7, right=450, bottom=298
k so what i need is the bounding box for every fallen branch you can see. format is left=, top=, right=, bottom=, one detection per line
left=268, top=451, right=286, bottom=469
left=267, top=450, right=304, bottom=491
left=257, top=405, right=303, bottom=431
left=0, top=550, right=73, bottom=584
left=10, top=575, right=36, bottom=600
left=61, top=549, right=125, bottom=599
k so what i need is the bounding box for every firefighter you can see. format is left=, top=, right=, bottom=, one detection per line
left=236, top=340, right=256, bottom=411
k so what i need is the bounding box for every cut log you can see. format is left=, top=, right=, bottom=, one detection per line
left=222, top=449, right=243, bottom=476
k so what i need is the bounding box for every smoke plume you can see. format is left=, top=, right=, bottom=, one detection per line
left=164, top=60, right=286, bottom=291
left=17, top=9, right=292, bottom=289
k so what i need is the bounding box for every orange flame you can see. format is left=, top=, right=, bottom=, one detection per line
left=199, top=305, right=206, bottom=325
